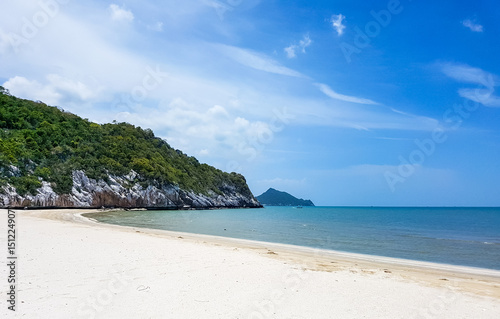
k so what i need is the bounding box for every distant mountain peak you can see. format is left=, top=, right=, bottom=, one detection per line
left=256, top=188, right=314, bottom=206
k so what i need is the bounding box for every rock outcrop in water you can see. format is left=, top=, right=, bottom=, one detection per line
left=0, top=170, right=261, bottom=209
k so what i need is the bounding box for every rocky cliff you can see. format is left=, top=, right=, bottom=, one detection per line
left=0, top=170, right=261, bottom=209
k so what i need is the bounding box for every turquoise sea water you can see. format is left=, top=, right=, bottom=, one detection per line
left=88, top=207, right=500, bottom=270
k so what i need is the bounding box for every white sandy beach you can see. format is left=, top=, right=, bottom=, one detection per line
left=1, top=208, right=500, bottom=319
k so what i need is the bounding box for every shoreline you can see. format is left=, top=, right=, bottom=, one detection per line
left=29, top=209, right=500, bottom=296
left=3, top=208, right=500, bottom=318
left=82, top=208, right=500, bottom=276
left=3, top=205, right=263, bottom=210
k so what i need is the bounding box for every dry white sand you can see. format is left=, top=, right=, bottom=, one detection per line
left=1, top=208, right=499, bottom=318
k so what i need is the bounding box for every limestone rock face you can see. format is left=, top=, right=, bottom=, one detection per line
left=0, top=170, right=261, bottom=209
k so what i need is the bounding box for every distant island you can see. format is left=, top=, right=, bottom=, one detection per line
left=256, top=188, right=314, bottom=206
left=0, top=88, right=261, bottom=209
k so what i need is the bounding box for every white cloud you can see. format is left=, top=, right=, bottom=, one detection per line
left=3, top=76, right=61, bottom=105
left=284, top=34, right=312, bottom=59
left=462, top=19, right=483, bottom=32
left=331, top=14, right=346, bottom=36
left=46, top=74, right=95, bottom=100
left=299, top=35, right=312, bottom=49
left=112, top=98, right=277, bottom=165
left=441, top=64, right=496, bottom=87
left=316, top=83, right=378, bottom=105
left=458, top=88, right=500, bottom=107
left=442, top=63, right=500, bottom=107
left=207, top=104, right=229, bottom=117
left=3, top=75, right=96, bottom=106
left=284, top=46, right=297, bottom=59
left=217, top=44, right=305, bottom=77
left=234, top=116, right=250, bottom=128
left=109, top=4, right=134, bottom=22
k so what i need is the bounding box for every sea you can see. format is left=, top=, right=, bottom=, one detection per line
left=87, top=206, right=500, bottom=270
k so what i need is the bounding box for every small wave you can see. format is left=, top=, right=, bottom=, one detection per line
left=483, top=242, right=498, bottom=245
left=434, top=237, right=500, bottom=245
left=399, top=234, right=500, bottom=245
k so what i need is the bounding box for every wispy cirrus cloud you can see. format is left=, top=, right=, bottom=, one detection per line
left=462, top=19, right=483, bottom=32
left=441, top=64, right=498, bottom=87
left=217, top=44, right=305, bottom=77
left=316, top=83, right=378, bottom=105
left=284, top=34, right=312, bottom=59
left=331, top=14, right=346, bottom=36
left=442, top=63, right=500, bottom=107
left=458, top=88, right=500, bottom=107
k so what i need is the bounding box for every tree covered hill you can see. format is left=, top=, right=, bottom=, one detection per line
left=0, top=87, right=259, bottom=208
left=256, top=188, right=314, bottom=206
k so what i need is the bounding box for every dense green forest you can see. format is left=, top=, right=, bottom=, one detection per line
left=0, top=87, right=251, bottom=197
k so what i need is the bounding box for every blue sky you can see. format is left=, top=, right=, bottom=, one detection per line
left=1, top=0, right=500, bottom=206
